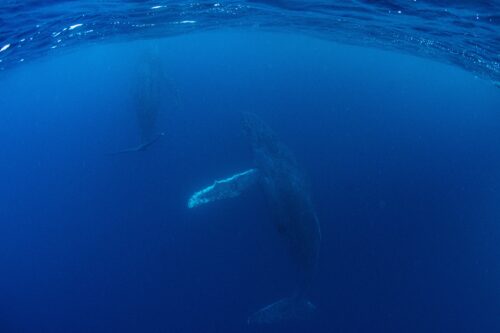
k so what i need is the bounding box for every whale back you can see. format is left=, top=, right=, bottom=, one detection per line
left=242, top=113, right=321, bottom=294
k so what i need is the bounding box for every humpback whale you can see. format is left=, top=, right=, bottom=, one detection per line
left=109, top=132, right=165, bottom=156
left=188, top=113, right=321, bottom=324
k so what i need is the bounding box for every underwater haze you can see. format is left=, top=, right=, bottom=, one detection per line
left=1, top=1, right=500, bottom=333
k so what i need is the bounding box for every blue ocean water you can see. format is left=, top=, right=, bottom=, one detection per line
left=0, top=1, right=499, bottom=333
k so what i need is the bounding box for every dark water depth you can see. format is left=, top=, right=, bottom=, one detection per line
left=0, top=26, right=499, bottom=333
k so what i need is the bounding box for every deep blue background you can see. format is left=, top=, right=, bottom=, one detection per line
left=0, top=31, right=499, bottom=332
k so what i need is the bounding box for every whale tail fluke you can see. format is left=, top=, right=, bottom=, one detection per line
left=247, top=296, right=316, bottom=325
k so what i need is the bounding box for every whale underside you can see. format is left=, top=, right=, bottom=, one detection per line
left=188, top=113, right=321, bottom=324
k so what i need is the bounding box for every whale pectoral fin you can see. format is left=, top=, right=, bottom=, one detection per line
left=248, top=297, right=316, bottom=325
left=187, top=168, right=259, bottom=209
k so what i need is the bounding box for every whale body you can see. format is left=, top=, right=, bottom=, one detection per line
left=188, top=113, right=321, bottom=324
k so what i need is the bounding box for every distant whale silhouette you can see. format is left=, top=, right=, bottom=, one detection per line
left=109, top=132, right=165, bottom=156
left=188, top=113, right=321, bottom=324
